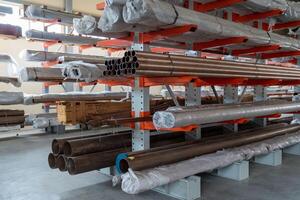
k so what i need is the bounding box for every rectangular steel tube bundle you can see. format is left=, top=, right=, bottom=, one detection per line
left=103, top=51, right=300, bottom=80
left=118, top=124, right=300, bottom=173
left=153, top=100, right=300, bottom=129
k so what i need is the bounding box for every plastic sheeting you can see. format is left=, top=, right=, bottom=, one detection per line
left=153, top=101, right=300, bottom=129
left=25, top=5, right=81, bottom=25
left=73, top=15, right=127, bottom=38
left=33, top=117, right=59, bottom=129
left=120, top=131, right=300, bottom=194
left=98, top=5, right=154, bottom=33
left=61, top=61, right=106, bottom=82
left=20, top=49, right=105, bottom=64
left=122, top=0, right=300, bottom=50
left=25, top=30, right=100, bottom=45
left=0, top=54, right=21, bottom=79
left=0, top=92, right=24, bottom=105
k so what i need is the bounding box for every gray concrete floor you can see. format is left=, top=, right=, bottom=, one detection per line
left=1, top=131, right=300, bottom=200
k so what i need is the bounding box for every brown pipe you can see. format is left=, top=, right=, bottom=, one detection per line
left=63, top=131, right=185, bottom=157
left=51, top=131, right=130, bottom=155
left=119, top=124, right=300, bottom=173
left=57, top=155, right=68, bottom=171
left=66, top=134, right=186, bottom=175
left=48, top=153, right=58, bottom=169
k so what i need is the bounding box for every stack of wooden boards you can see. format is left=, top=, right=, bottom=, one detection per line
left=0, top=109, right=25, bottom=127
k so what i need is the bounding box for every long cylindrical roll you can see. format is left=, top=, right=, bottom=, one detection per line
left=118, top=124, right=300, bottom=173
left=123, top=0, right=300, bottom=50
left=19, top=67, right=78, bottom=82
left=23, top=92, right=128, bottom=104
left=153, top=101, right=300, bottom=129
left=20, top=49, right=106, bottom=63
left=25, top=5, right=81, bottom=25
left=25, top=29, right=100, bottom=45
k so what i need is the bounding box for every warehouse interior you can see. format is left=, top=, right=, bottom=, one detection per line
left=2, top=0, right=300, bottom=200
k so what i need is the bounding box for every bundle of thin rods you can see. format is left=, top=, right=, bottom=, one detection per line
left=103, top=51, right=300, bottom=80
left=48, top=131, right=185, bottom=175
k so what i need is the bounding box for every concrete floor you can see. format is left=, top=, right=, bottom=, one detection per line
left=1, top=131, right=300, bottom=200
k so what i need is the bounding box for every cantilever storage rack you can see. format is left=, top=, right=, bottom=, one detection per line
left=94, top=0, right=300, bottom=199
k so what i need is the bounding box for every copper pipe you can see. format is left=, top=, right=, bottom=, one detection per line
left=57, top=155, right=68, bottom=171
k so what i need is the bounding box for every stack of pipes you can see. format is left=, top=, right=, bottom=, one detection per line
left=102, top=51, right=300, bottom=80
left=48, top=131, right=185, bottom=175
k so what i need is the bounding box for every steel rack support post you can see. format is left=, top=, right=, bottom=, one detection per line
left=253, top=85, right=267, bottom=127
left=284, top=58, right=300, bottom=155
left=223, top=85, right=239, bottom=132
left=131, top=37, right=151, bottom=151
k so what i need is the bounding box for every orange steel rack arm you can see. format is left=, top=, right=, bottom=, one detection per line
left=231, top=45, right=281, bottom=56
left=192, top=0, right=246, bottom=12
left=193, top=37, right=248, bottom=51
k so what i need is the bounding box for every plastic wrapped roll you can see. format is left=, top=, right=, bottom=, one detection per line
left=0, top=23, right=22, bottom=38
left=20, top=49, right=106, bottom=63
left=73, top=15, right=127, bottom=38
left=122, top=0, right=300, bottom=50
left=61, top=61, right=106, bottom=82
left=25, top=5, right=81, bottom=25
left=153, top=101, right=300, bottom=129
left=98, top=5, right=154, bottom=33
left=0, top=92, right=24, bottom=105
left=25, top=30, right=100, bottom=45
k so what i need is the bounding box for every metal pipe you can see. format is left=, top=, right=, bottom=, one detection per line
left=48, top=153, right=58, bottom=169
left=153, top=101, right=300, bottom=129
left=57, top=155, right=68, bottom=171
left=119, top=124, right=300, bottom=172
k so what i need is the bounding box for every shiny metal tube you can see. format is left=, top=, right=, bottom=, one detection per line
left=153, top=101, right=300, bottom=129
left=119, top=124, right=300, bottom=172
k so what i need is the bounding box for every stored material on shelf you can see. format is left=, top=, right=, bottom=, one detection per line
left=61, top=61, right=106, bottom=82
left=0, top=23, right=22, bottom=39
left=74, top=15, right=127, bottom=38
left=19, top=67, right=77, bottom=82
left=24, top=91, right=128, bottom=104
left=120, top=129, right=300, bottom=194
left=0, top=92, right=24, bottom=105
left=25, top=5, right=81, bottom=25
left=0, top=77, right=20, bottom=87
left=122, top=0, right=300, bottom=51
left=153, top=100, right=300, bottom=129
left=25, top=30, right=101, bottom=45
left=21, top=49, right=106, bottom=63
left=118, top=124, right=300, bottom=172
left=103, top=51, right=300, bottom=80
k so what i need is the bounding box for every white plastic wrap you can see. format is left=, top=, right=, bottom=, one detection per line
left=25, top=29, right=100, bottom=45
left=122, top=0, right=300, bottom=50
left=33, top=117, right=59, bottom=129
left=153, top=101, right=300, bottom=129
left=120, top=131, right=300, bottom=194
left=0, top=92, right=24, bottom=105
left=25, top=4, right=81, bottom=25
left=0, top=54, right=20, bottom=78
left=61, top=61, right=105, bottom=82
left=98, top=5, right=154, bottom=33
